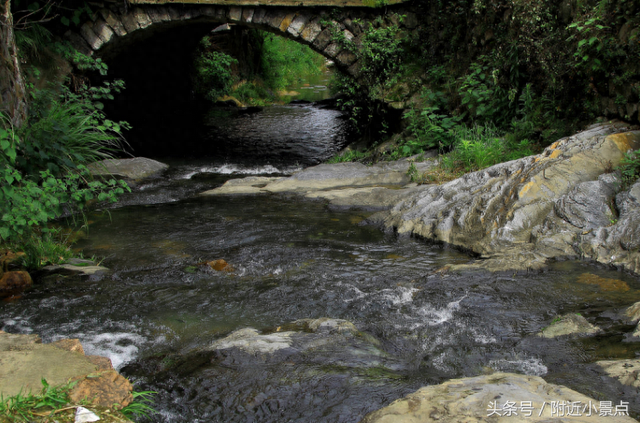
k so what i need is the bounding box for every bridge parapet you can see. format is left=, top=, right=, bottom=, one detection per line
left=67, top=2, right=417, bottom=77
left=123, top=0, right=406, bottom=8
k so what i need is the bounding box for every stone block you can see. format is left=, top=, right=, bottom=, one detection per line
left=279, top=13, right=296, bottom=32
left=93, top=19, right=114, bottom=44
left=80, top=22, right=103, bottom=50
left=120, top=11, right=140, bottom=33
left=229, top=7, right=242, bottom=22
left=267, top=10, right=286, bottom=29
left=216, top=7, right=228, bottom=20
left=300, top=18, right=322, bottom=43
left=188, top=7, right=203, bottom=19
left=347, top=61, right=363, bottom=78
left=200, top=6, right=218, bottom=18
left=146, top=7, right=165, bottom=23
left=343, top=29, right=354, bottom=42
left=100, top=9, right=127, bottom=37
left=167, top=7, right=181, bottom=21
left=133, top=8, right=152, bottom=28
left=287, top=14, right=310, bottom=37
left=312, top=28, right=333, bottom=51
left=323, top=43, right=339, bottom=58
left=336, top=50, right=357, bottom=66
left=64, top=31, right=93, bottom=56
left=343, top=18, right=361, bottom=36
left=252, top=8, right=268, bottom=25
left=242, top=8, right=255, bottom=23
left=179, top=8, right=194, bottom=20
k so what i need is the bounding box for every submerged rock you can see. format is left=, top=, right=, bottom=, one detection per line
left=41, top=258, right=109, bottom=277
left=0, top=270, right=32, bottom=296
left=359, top=372, right=637, bottom=422
left=537, top=314, right=600, bottom=338
left=205, top=259, right=234, bottom=272
left=88, top=157, right=168, bottom=182
left=204, top=318, right=394, bottom=370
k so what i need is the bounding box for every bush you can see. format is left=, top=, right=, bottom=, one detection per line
left=193, top=50, right=238, bottom=102
left=443, top=125, right=534, bottom=172
left=617, top=150, right=640, bottom=189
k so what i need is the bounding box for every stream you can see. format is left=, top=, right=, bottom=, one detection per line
left=2, top=99, right=640, bottom=422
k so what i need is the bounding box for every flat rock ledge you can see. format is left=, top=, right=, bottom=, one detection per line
left=201, top=159, right=435, bottom=211
left=360, top=372, right=638, bottom=422
left=0, top=331, right=133, bottom=421
left=88, top=157, right=168, bottom=182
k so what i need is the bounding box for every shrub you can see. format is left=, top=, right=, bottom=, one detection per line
left=193, top=50, right=238, bottom=102
left=617, top=150, right=640, bottom=189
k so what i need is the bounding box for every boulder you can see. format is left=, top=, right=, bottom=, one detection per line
left=537, top=314, right=600, bottom=338
left=88, top=157, right=168, bottom=182
left=370, top=122, right=640, bottom=273
left=0, top=270, right=32, bottom=296
left=624, top=301, right=640, bottom=323
left=359, top=372, right=637, bottom=422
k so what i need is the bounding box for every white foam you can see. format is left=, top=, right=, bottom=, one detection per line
left=488, top=357, right=548, bottom=376
left=63, top=331, right=146, bottom=370
left=0, top=317, right=33, bottom=333
left=381, top=287, right=419, bottom=306
left=181, top=163, right=302, bottom=179
left=417, top=295, right=467, bottom=325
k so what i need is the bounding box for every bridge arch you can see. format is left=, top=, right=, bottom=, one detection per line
left=64, top=4, right=416, bottom=77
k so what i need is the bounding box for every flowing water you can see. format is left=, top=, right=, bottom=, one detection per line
left=2, top=102, right=640, bottom=422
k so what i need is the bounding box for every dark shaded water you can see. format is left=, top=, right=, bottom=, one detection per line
left=2, top=104, right=640, bottom=422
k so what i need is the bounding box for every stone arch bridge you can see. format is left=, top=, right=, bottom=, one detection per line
left=66, top=0, right=417, bottom=77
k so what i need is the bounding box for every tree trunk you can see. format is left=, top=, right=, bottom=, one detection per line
left=0, top=0, right=28, bottom=128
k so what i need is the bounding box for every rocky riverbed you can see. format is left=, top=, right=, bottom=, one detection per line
left=4, top=120, right=640, bottom=422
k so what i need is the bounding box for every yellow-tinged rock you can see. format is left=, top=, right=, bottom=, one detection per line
left=576, top=273, right=630, bottom=292
left=606, top=131, right=640, bottom=153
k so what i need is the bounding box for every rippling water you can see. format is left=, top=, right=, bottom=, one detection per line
left=2, top=104, right=640, bottom=422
